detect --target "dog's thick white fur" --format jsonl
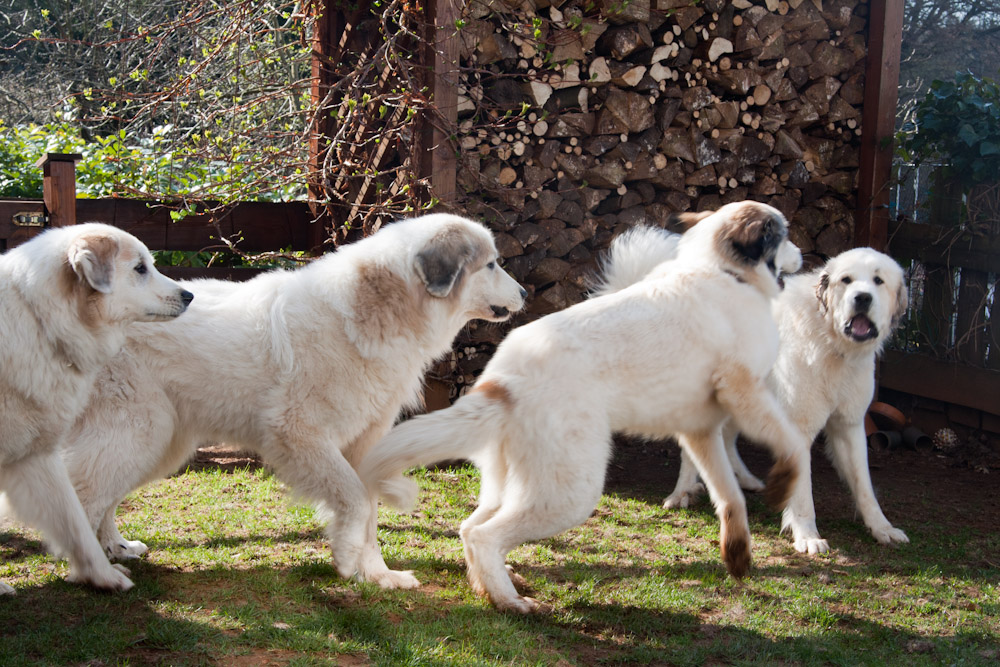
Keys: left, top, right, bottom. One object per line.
{"left": 358, "top": 201, "right": 809, "bottom": 613}
{"left": 0, "top": 223, "right": 192, "bottom": 595}
{"left": 61, "top": 213, "right": 525, "bottom": 590}
{"left": 601, "top": 228, "right": 909, "bottom": 554}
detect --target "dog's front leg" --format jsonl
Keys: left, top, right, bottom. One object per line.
{"left": 325, "top": 420, "right": 420, "bottom": 589}
{"left": 0, "top": 450, "right": 133, "bottom": 592}
{"left": 824, "top": 416, "right": 909, "bottom": 545}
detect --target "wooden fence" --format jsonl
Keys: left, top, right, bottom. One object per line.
{"left": 0, "top": 154, "right": 318, "bottom": 281}
{"left": 883, "top": 164, "right": 1000, "bottom": 431}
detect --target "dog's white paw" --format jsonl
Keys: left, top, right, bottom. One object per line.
{"left": 0, "top": 581, "right": 15, "bottom": 595}
{"left": 106, "top": 539, "right": 148, "bottom": 561}
{"left": 871, "top": 525, "right": 909, "bottom": 545}
{"left": 663, "top": 483, "right": 705, "bottom": 509}
{"left": 793, "top": 537, "right": 830, "bottom": 555}
{"left": 365, "top": 568, "right": 421, "bottom": 590}
{"left": 67, "top": 564, "right": 134, "bottom": 592}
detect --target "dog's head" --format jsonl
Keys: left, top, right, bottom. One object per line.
{"left": 411, "top": 214, "right": 526, "bottom": 323}
{"left": 815, "top": 247, "right": 907, "bottom": 350}
{"left": 348, "top": 214, "right": 527, "bottom": 354}
{"left": 60, "top": 223, "right": 193, "bottom": 326}
{"left": 676, "top": 201, "right": 802, "bottom": 295}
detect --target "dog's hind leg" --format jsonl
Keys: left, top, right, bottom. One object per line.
{"left": 461, "top": 446, "right": 510, "bottom": 593}
{"left": 678, "top": 429, "right": 752, "bottom": 577}
{"left": 0, "top": 450, "right": 133, "bottom": 592}
{"left": 824, "top": 416, "right": 908, "bottom": 546}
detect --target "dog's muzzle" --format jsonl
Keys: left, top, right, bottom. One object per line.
{"left": 490, "top": 305, "right": 510, "bottom": 319}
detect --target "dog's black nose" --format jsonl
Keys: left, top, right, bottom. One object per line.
{"left": 180, "top": 290, "right": 194, "bottom": 305}
{"left": 519, "top": 287, "right": 528, "bottom": 299}
{"left": 854, "top": 292, "right": 872, "bottom": 309}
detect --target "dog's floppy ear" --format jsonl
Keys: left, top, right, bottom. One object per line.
{"left": 891, "top": 281, "right": 909, "bottom": 329}
{"left": 667, "top": 210, "right": 714, "bottom": 231}
{"left": 67, "top": 233, "right": 120, "bottom": 294}
{"left": 815, "top": 271, "right": 831, "bottom": 313}
{"left": 414, "top": 226, "right": 477, "bottom": 298}
{"left": 725, "top": 204, "right": 785, "bottom": 264}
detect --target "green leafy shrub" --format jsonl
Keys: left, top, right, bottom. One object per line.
{"left": 895, "top": 72, "right": 1000, "bottom": 189}
{"left": 0, "top": 120, "right": 307, "bottom": 203}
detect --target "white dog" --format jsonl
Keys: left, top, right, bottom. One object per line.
{"left": 61, "top": 213, "right": 526, "bottom": 590}
{"left": 1, "top": 223, "right": 192, "bottom": 595}
{"left": 358, "top": 201, "right": 808, "bottom": 613}
{"left": 601, "top": 227, "right": 909, "bottom": 553}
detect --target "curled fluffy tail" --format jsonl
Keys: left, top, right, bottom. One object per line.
{"left": 589, "top": 225, "right": 681, "bottom": 298}
{"left": 357, "top": 392, "right": 503, "bottom": 510}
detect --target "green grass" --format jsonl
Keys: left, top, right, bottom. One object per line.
{"left": 2, "top": 464, "right": 998, "bottom": 666}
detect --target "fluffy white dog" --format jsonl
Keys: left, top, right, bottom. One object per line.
{"left": 62, "top": 213, "right": 526, "bottom": 589}
{"left": 601, "top": 226, "right": 909, "bottom": 553}
{"left": 358, "top": 201, "right": 808, "bottom": 612}
{"left": 1, "top": 223, "right": 192, "bottom": 594}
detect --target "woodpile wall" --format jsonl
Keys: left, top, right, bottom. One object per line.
{"left": 430, "top": 0, "right": 870, "bottom": 401}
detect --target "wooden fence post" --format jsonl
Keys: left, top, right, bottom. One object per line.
{"left": 855, "top": 0, "right": 903, "bottom": 251}
{"left": 35, "top": 153, "right": 81, "bottom": 227}
{"left": 427, "top": 0, "right": 461, "bottom": 206}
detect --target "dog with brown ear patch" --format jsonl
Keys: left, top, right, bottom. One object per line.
{"left": 594, "top": 219, "right": 912, "bottom": 555}
{"left": 59, "top": 213, "right": 526, "bottom": 592}
{"left": 359, "top": 201, "right": 810, "bottom": 613}
{"left": 1, "top": 223, "right": 192, "bottom": 595}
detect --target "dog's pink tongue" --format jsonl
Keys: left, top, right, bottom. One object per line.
{"left": 851, "top": 315, "right": 872, "bottom": 337}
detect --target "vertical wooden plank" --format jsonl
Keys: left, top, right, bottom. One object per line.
{"left": 855, "top": 0, "right": 903, "bottom": 251}
{"left": 35, "top": 153, "right": 82, "bottom": 227}
{"left": 989, "top": 286, "right": 1000, "bottom": 370}
{"left": 955, "top": 269, "right": 989, "bottom": 365}
{"left": 307, "top": 0, "right": 342, "bottom": 249}
{"left": 428, "top": 0, "right": 461, "bottom": 205}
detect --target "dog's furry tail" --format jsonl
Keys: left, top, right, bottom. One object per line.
{"left": 589, "top": 225, "right": 681, "bottom": 298}
{"left": 358, "top": 391, "right": 501, "bottom": 510}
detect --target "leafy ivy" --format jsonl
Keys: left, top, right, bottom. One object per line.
{"left": 0, "top": 119, "right": 306, "bottom": 203}
{"left": 895, "top": 72, "right": 1000, "bottom": 189}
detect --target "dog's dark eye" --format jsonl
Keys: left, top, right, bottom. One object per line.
{"left": 841, "top": 276, "right": 852, "bottom": 285}
{"left": 134, "top": 262, "right": 148, "bottom": 276}
{"left": 487, "top": 260, "right": 496, "bottom": 270}
{"left": 873, "top": 276, "right": 884, "bottom": 285}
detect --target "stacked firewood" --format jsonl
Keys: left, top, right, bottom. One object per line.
{"left": 433, "top": 0, "right": 868, "bottom": 400}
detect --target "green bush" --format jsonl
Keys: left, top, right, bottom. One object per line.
{"left": 0, "top": 120, "right": 307, "bottom": 204}
{"left": 895, "top": 72, "right": 1000, "bottom": 189}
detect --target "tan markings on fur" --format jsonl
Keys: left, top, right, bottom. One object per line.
{"left": 892, "top": 281, "right": 909, "bottom": 328}
{"left": 714, "top": 201, "right": 775, "bottom": 264}
{"left": 763, "top": 457, "right": 797, "bottom": 509}
{"left": 669, "top": 210, "right": 714, "bottom": 230}
{"left": 84, "top": 234, "right": 119, "bottom": 271}
{"left": 354, "top": 261, "right": 424, "bottom": 342}
{"left": 713, "top": 362, "right": 758, "bottom": 415}
{"left": 470, "top": 379, "right": 513, "bottom": 407}
{"left": 59, "top": 256, "right": 105, "bottom": 330}
{"left": 720, "top": 507, "right": 751, "bottom": 578}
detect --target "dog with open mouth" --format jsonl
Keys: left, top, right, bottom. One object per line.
{"left": 658, "top": 246, "right": 910, "bottom": 553}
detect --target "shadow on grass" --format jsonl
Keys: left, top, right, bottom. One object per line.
{"left": 4, "top": 550, "right": 999, "bottom": 666}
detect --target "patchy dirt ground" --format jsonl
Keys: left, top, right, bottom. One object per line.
{"left": 605, "top": 434, "right": 1000, "bottom": 538}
